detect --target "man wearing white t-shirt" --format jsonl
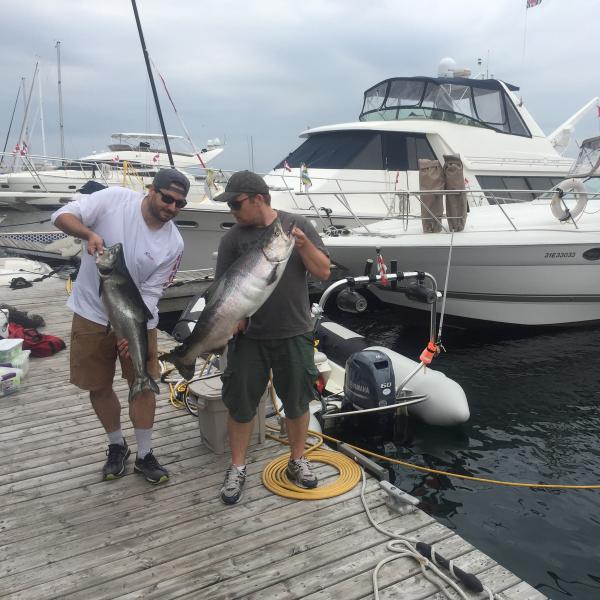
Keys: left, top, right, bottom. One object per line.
{"left": 51, "top": 169, "right": 186, "bottom": 484}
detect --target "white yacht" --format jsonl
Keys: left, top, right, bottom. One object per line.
{"left": 0, "top": 133, "right": 224, "bottom": 208}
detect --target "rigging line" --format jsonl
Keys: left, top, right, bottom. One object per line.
{"left": 0, "top": 82, "right": 22, "bottom": 169}
{"left": 149, "top": 56, "right": 206, "bottom": 168}
{"left": 437, "top": 231, "right": 454, "bottom": 343}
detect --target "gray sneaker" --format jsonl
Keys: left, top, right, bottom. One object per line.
{"left": 220, "top": 465, "right": 247, "bottom": 505}
{"left": 287, "top": 456, "right": 318, "bottom": 488}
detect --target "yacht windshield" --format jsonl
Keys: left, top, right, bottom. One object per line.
{"left": 569, "top": 136, "right": 600, "bottom": 177}
{"left": 274, "top": 130, "right": 436, "bottom": 171}
{"left": 360, "top": 77, "right": 531, "bottom": 137}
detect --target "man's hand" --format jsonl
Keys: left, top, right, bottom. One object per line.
{"left": 233, "top": 319, "right": 247, "bottom": 335}
{"left": 87, "top": 233, "right": 105, "bottom": 257}
{"left": 117, "top": 339, "right": 130, "bottom": 360}
{"left": 291, "top": 226, "right": 308, "bottom": 249}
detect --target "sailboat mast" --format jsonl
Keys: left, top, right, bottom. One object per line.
{"left": 38, "top": 61, "right": 47, "bottom": 157}
{"left": 130, "top": 0, "right": 174, "bottom": 167}
{"left": 56, "top": 41, "right": 65, "bottom": 159}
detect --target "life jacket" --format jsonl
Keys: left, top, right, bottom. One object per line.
{"left": 8, "top": 323, "right": 66, "bottom": 358}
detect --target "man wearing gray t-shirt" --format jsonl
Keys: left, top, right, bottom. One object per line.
{"left": 214, "top": 170, "right": 330, "bottom": 505}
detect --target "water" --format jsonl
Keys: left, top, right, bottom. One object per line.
{"left": 326, "top": 303, "right": 600, "bottom": 599}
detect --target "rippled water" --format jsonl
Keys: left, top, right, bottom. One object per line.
{"left": 328, "top": 303, "right": 600, "bottom": 599}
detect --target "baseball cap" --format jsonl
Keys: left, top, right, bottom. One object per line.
{"left": 213, "top": 170, "right": 269, "bottom": 203}
{"left": 152, "top": 168, "right": 190, "bottom": 197}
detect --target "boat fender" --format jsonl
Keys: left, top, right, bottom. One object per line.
{"left": 416, "top": 542, "right": 484, "bottom": 593}
{"left": 550, "top": 178, "right": 587, "bottom": 222}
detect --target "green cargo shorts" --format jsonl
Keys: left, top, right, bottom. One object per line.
{"left": 221, "top": 332, "right": 319, "bottom": 423}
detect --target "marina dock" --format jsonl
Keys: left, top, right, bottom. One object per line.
{"left": 0, "top": 277, "right": 548, "bottom": 599}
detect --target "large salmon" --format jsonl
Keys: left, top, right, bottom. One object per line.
{"left": 96, "top": 243, "right": 160, "bottom": 402}
{"left": 161, "top": 219, "right": 295, "bottom": 380}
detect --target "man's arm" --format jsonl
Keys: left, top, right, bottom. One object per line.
{"left": 292, "top": 226, "right": 331, "bottom": 280}
{"left": 54, "top": 212, "right": 104, "bottom": 256}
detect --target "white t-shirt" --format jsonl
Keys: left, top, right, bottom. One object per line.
{"left": 51, "top": 187, "right": 183, "bottom": 328}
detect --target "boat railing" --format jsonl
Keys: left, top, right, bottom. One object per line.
{"left": 292, "top": 184, "right": 598, "bottom": 235}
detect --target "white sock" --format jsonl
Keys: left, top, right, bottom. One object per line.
{"left": 232, "top": 464, "right": 246, "bottom": 472}
{"left": 107, "top": 430, "right": 125, "bottom": 446}
{"left": 134, "top": 428, "right": 153, "bottom": 459}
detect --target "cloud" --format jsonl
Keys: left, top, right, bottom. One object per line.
{"left": 1, "top": 0, "right": 598, "bottom": 171}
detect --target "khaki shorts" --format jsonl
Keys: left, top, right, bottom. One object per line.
{"left": 70, "top": 313, "right": 159, "bottom": 391}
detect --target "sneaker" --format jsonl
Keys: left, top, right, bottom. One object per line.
{"left": 134, "top": 450, "right": 169, "bottom": 484}
{"left": 287, "top": 456, "right": 318, "bottom": 489}
{"left": 220, "top": 465, "right": 247, "bottom": 505}
{"left": 102, "top": 440, "right": 131, "bottom": 481}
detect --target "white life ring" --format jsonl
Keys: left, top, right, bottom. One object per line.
{"left": 550, "top": 178, "right": 587, "bottom": 222}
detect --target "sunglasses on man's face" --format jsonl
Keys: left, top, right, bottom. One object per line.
{"left": 227, "top": 194, "right": 254, "bottom": 211}
{"left": 159, "top": 190, "right": 187, "bottom": 209}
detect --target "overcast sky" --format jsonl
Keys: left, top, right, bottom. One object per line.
{"left": 1, "top": 0, "right": 599, "bottom": 173}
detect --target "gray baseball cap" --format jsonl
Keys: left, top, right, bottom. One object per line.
{"left": 152, "top": 168, "right": 190, "bottom": 197}
{"left": 214, "top": 170, "right": 269, "bottom": 203}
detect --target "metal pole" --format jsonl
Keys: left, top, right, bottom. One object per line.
{"left": 0, "top": 83, "right": 22, "bottom": 169}
{"left": 11, "top": 63, "right": 38, "bottom": 170}
{"left": 55, "top": 41, "right": 65, "bottom": 159}
{"left": 130, "top": 0, "right": 174, "bottom": 167}
{"left": 38, "top": 61, "right": 47, "bottom": 157}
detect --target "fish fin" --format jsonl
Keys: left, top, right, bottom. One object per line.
{"left": 128, "top": 375, "right": 160, "bottom": 403}
{"left": 159, "top": 351, "right": 196, "bottom": 381}
{"left": 266, "top": 264, "right": 279, "bottom": 286}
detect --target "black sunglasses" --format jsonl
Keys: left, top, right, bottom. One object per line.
{"left": 159, "top": 191, "right": 187, "bottom": 209}
{"left": 227, "top": 194, "right": 254, "bottom": 211}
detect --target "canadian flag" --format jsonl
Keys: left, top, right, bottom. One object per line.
{"left": 376, "top": 251, "right": 388, "bottom": 285}
{"left": 13, "top": 143, "right": 20, "bottom": 154}
{"left": 20, "top": 142, "right": 28, "bottom": 156}
{"left": 112, "top": 155, "right": 119, "bottom": 163}
{"left": 152, "top": 153, "right": 160, "bottom": 163}
{"left": 283, "top": 160, "right": 292, "bottom": 172}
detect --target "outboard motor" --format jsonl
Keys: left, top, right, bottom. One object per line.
{"left": 344, "top": 350, "right": 395, "bottom": 410}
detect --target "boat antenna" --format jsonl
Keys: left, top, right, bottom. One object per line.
{"left": 130, "top": 0, "right": 174, "bottom": 167}
{"left": 55, "top": 41, "right": 65, "bottom": 160}
{"left": 11, "top": 62, "right": 38, "bottom": 171}
{"left": 0, "top": 82, "right": 22, "bottom": 170}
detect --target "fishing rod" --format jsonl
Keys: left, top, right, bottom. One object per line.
{"left": 130, "top": 0, "right": 174, "bottom": 167}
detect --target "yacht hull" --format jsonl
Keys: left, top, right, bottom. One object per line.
{"left": 325, "top": 237, "right": 600, "bottom": 326}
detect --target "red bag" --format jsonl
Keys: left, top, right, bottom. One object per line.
{"left": 8, "top": 323, "right": 66, "bottom": 358}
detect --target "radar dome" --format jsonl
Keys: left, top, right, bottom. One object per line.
{"left": 438, "top": 57, "right": 457, "bottom": 77}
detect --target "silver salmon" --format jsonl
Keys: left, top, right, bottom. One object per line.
{"left": 161, "top": 218, "right": 295, "bottom": 380}
{"left": 96, "top": 243, "right": 160, "bottom": 402}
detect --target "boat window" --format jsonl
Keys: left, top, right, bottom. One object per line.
{"left": 477, "top": 175, "right": 565, "bottom": 203}
{"left": 274, "top": 131, "right": 382, "bottom": 170}
{"left": 405, "top": 135, "right": 436, "bottom": 170}
{"left": 275, "top": 131, "right": 436, "bottom": 171}
{"left": 360, "top": 77, "right": 531, "bottom": 138}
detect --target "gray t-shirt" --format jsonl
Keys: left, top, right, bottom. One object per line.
{"left": 215, "top": 210, "right": 329, "bottom": 340}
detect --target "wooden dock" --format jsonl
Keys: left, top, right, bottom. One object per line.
{"left": 0, "top": 277, "right": 548, "bottom": 599}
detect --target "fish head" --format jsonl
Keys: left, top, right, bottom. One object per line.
{"left": 96, "top": 243, "right": 126, "bottom": 278}
{"left": 261, "top": 219, "right": 295, "bottom": 263}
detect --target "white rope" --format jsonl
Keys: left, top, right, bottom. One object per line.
{"left": 359, "top": 470, "right": 472, "bottom": 600}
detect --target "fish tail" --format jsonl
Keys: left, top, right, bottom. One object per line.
{"left": 128, "top": 375, "right": 160, "bottom": 403}
{"left": 159, "top": 351, "right": 196, "bottom": 382}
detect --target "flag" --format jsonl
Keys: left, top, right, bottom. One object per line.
{"left": 152, "top": 153, "right": 160, "bottom": 163}
{"left": 283, "top": 159, "right": 292, "bottom": 172}
{"left": 376, "top": 251, "right": 388, "bottom": 285}
{"left": 112, "top": 155, "right": 119, "bottom": 164}
{"left": 300, "top": 163, "right": 312, "bottom": 189}
{"left": 20, "top": 142, "right": 28, "bottom": 156}
{"left": 526, "top": 0, "right": 541, "bottom": 7}
{"left": 13, "top": 143, "right": 20, "bottom": 154}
